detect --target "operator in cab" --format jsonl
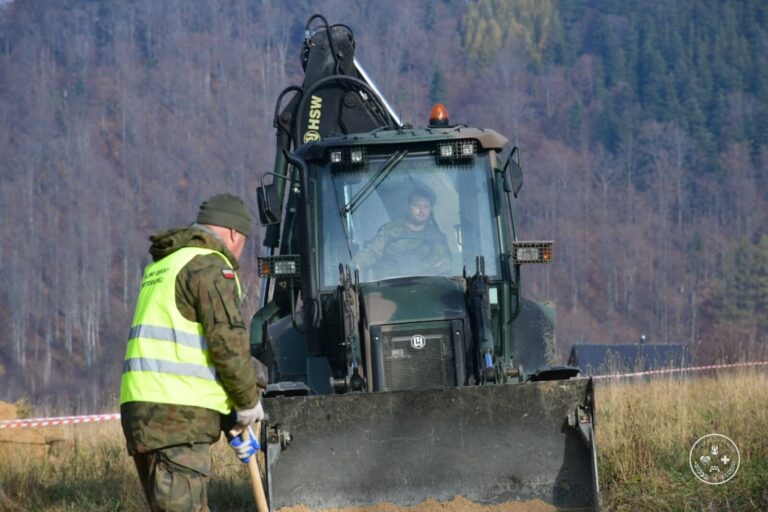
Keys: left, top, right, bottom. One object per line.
{"left": 355, "top": 183, "right": 451, "bottom": 278}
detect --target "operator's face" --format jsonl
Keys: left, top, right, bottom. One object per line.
{"left": 408, "top": 197, "right": 431, "bottom": 226}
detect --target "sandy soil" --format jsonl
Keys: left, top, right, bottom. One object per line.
{"left": 0, "top": 400, "right": 64, "bottom": 460}
{"left": 278, "top": 496, "right": 568, "bottom": 512}
{"left": 0, "top": 401, "right": 17, "bottom": 421}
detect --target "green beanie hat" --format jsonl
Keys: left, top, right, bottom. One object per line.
{"left": 196, "top": 193, "right": 252, "bottom": 235}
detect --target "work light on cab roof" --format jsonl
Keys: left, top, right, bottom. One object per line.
{"left": 328, "top": 146, "right": 367, "bottom": 169}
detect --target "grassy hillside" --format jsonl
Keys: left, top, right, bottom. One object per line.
{"left": 1, "top": 369, "right": 766, "bottom": 511}
{"left": 1, "top": 0, "right": 767, "bottom": 406}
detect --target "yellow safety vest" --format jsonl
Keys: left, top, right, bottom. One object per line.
{"left": 119, "top": 247, "right": 241, "bottom": 414}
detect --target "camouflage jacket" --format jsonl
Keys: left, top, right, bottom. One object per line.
{"left": 121, "top": 225, "right": 265, "bottom": 455}
{"left": 355, "top": 219, "right": 451, "bottom": 278}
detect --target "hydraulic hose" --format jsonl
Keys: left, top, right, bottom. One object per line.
{"left": 283, "top": 150, "right": 321, "bottom": 355}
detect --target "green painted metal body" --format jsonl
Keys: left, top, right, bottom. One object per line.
{"left": 263, "top": 379, "right": 597, "bottom": 510}
{"left": 257, "top": 127, "right": 558, "bottom": 384}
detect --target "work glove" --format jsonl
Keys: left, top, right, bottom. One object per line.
{"left": 235, "top": 401, "right": 265, "bottom": 427}
{"left": 229, "top": 426, "right": 261, "bottom": 463}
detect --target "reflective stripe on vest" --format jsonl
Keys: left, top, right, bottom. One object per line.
{"left": 119, "top": 247, "right": 241, "bottom": 414}
{"left": 127, "top": 325, "right": 208, "bottom": 351}
{"left": 124, "top": 357, "right": 217, "bottom": 381}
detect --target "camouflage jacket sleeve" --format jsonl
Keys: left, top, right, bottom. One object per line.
{"left": 177, "top": 254, "right": 259, "bottom": 410}
{"left": 356, "top": 221, "right": 452, "bottom": 273}
{"left": 355, "top": 222, "right": 398, "bottom": 268}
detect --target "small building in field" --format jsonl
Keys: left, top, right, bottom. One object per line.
{"left": 567, "top": 342, "right": 688, "bottom": 376}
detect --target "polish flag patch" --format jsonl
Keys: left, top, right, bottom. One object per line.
{"left": 222, "top": 269, "right": 236, "bottom": 279}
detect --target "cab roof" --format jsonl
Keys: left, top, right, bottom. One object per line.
{"left": 297, "top": 125, "right": 508, "bottom": 160}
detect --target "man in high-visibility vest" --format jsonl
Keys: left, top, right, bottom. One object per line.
{"left": 120, "top": 193, "right": 266, "bottom": 512}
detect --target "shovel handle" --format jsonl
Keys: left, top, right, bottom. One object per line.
{"left": 230, "top": 423, "right": 269, "bottom": 512}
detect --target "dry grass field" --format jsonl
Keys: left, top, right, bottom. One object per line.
{"left": 596, "top": 367, "right": 768, "bottom": 511}
{"left": 1, "top": 368, "right": 766, "bottom": 511}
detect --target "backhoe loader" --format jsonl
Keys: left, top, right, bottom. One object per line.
{"left": 250, "top": 15, "right": 599, "bottom": 511}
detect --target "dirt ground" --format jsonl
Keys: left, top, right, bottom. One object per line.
{"left": 278, "top": 496, "right": 565, "bottom": 512}
{"left": 0, "top": 400, "right": 66, "bottom": 460}
{"left": 0, "top": 401, "right": 17, "bottom": 420}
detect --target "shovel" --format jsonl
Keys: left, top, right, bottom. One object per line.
{"left": 231, "top": 422, "right": 269, "bottom": 512}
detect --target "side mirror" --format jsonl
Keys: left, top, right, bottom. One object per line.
{"left": 257, "top": 184, "right": 281, "bottom": 225}
{"left": 503, "top": 147, "right": 524, "bottom": 198}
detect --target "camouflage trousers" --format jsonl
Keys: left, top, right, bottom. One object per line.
{"left": 133, "top": 443, "right": 212, "bottom": 512}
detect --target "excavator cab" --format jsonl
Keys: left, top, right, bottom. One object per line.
{"left": 322, "top": 144, "right": 499, "bottom": 284}
{"left": 250, "top": 15, "right": 599, "bottom": 512}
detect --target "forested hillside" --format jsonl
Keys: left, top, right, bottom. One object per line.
{"left": 0, "top": 0, "right": 766, "bottom": 407}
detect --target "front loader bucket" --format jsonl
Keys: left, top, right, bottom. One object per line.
{"left": 262, "top": 378, "right": 598, "bottom": 511}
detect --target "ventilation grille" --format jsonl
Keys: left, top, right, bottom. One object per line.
{"left": 378, "top": 322, "right": 455, "bottom": 390}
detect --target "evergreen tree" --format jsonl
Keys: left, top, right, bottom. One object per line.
{"left": 709, "top": 237, "right": 768, "bottom": 344}
{"left": 755, "top": 236, "right": 768, "bottom": 334}
{"left": 428, "top": 67, "right": 448, "bottom": 105}
{"left": 461, "top": 0, "right": 561, "bottom": 69}
{"left": 567, "top": 99, "right": 583, "bottom": 149}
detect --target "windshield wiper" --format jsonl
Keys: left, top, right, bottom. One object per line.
{"left": 331, "top": 175, "right": 355, "bottom": 259}
{"left": 340, "top": 150, "right": 407, "bottom": 216}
